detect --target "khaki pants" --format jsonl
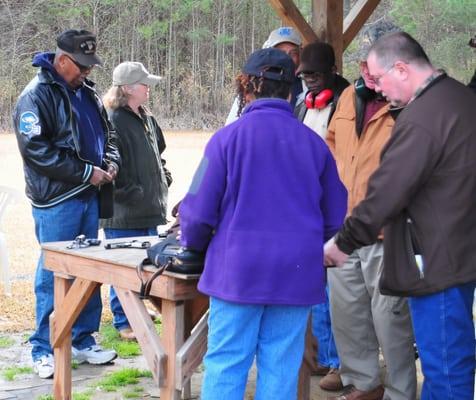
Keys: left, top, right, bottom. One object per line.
{"left": 328, "top": 242, "right": 417, "bottom": 400}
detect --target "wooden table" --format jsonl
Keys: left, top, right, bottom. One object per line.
{"left": 42, "top": 236, "right": 209, "bottom": 400}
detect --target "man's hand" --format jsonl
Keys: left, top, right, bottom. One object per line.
{"left": 89, "top": 166, "right": 113, "bottom": 186}
{"left": 107, "top": 164, "right": 118, "bottom": 180}
{"left": 324, "top": 239, "right": 349, "bottom": 267}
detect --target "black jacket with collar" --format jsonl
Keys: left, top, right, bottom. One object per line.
{"left": 100, "top": 106, "right": 170, "bottom": 229}
{"left": 294, "top": 74, "right": 350, "bottom": 123}
{"left": 13, "top": 58, "right": 120, "bottom": 209}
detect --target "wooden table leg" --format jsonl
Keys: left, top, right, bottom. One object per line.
{"left": 50, "top": 276, "right": 99, "bottom": 400}
{"left": 52, "top": 276, "right": 72, "bottom": 400}
{"left": 161, "top": 299, "right": 185, "bottom": 400}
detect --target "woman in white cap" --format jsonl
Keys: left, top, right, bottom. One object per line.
{"left": 102, "top": 62, "right": 172, "bottom": 340}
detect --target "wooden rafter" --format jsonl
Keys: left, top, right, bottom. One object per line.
{"left": 343, "top": 0, "right": 381, "bottom": 49}
{"left": 268, "top": 0, "right": 382, "bottom": 72}
{"left": 268, "top": 0, "right": 318, "bottom": 45}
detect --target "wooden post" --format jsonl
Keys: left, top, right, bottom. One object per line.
{"left": 312, "top": 0, "right": 344, "bottom": 72}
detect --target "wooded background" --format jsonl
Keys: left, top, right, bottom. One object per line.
{"left": 0, "top": 0, "right": 474, "bottom": 130}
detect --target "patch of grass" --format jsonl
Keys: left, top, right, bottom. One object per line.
{"left": 0, "top": 336, "right": 15, "bottom": 348}
{"left": 72, "top": 391, "right": 93, "bottom": 400}
{"left": 2, "top": 365, "right": 33, "bottom": 381}
{"left": 123, "top": 385, "right": 145, "bottom": 398}
{"left": 37, "top": 392, "right": 92, "bottom": 400}
{"left": 71, "top": 360, "right": 79, "bottom": 370}
{"left": 95, "top": 368, "right": 152, "bottom": 392}
{"left": 99, "top": 324, "right": 141, "bottom": 358}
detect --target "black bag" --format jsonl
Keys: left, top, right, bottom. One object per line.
{"left": 146, "top": 235, "right": 205, "bottom": 274}
{"left": 137, "top": 232, "right": 205, "bottom": 299}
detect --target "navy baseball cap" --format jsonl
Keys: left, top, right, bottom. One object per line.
{"left": 242, "top": 48, "right": 295, "bottom": 83}
{"left": 56, "top": 29, "right": 102, "bottom": 67}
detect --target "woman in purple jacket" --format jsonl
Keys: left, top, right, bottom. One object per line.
{"left": 179, "top": 48, "right": 347, "bottom": 400}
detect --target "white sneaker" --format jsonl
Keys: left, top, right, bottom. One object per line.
{"left": 34, "top": 354, "right": 54, "bottom": 379}
{"left": 72, "top": 345, "right": 117, "bottom": 365}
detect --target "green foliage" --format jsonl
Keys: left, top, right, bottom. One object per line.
{"left": 2, "top": 365, "right": 33, "bottom": 381}
{"left": 95, "top": 368, "right": 152, "bottom": 392}
{"left": 0, "top": 336, "right": 15, "bottom": 348}
{"left": 390, "top": 0, "right": 475, "bottom": 82}
{"left": 99, "top": 324, "right": 141, "bottom": 358}
{"left": 123, "top": 385, "right": 145, "bottom": 398}
{"left": 37, "top": 391, "right": 92, "bottom": 400}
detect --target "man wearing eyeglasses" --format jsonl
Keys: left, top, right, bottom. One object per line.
{"left": 13, "top": 29, "right": 121, "bottom": 379}
{"left": 324, "top": 49, "right": 416, "bottom": 400}
{"left": 325, "top": 31, "right": 476, "bottom": 399}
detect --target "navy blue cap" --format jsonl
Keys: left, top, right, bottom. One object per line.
{"left": 56, "top": 29, "right": 102, "bottom": 67}
{"left": 242, "top": 48, "right": 295, "bottom": 83}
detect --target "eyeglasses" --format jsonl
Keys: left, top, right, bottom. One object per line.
{"left": 64, "top": 55, "right": 93, "bottom": 73}
{"left": 371, "top": 64, "right": 395, "bottom": 86}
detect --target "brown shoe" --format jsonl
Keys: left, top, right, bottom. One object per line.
{"left": 119, "top": 327, "right": 136, "bottom": 341}
{"left": 311, "top": 363, "right": 331, "bottom": 376}
{"left": 327, "top": 385, "right": 384, "bottom": 400}
{"left": 319, "top": 368, "right": 344, "bottom": 391}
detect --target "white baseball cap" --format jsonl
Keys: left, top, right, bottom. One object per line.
{"left": 262, "top": 27, "right": 302, "bottom": 49}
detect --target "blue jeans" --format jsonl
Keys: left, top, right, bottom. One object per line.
{"left": 312, "top": 284, "right": 340, "bottom": 368}
{"left": 30, "top": 193, "right": 101, "bottom": 361}
{"left": 103, "top": 227, "right": 157, "bottom": 331}
{"left": 409, "top": 282, "right": 475, "bottom": 400}
{"left": 201, "top": 297, "right": 311, "bottom": 400}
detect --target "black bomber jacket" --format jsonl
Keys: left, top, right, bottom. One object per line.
{"left": 13, "top": 61, "right": 120, "bottom": 208}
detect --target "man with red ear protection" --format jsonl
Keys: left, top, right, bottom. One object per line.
{"left": 293, "top": 41, "right": 350, "bottom": 393}
{"left": 294, "top": 42, "right": 349, "bottom": 140}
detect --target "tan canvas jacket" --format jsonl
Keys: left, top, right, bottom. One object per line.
{"left": 326, "top": 85, "right": 393, "bottom": 215}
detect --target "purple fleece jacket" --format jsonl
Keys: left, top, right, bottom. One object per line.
{"left": 179, "top": 98, "right": 347, "bottom": 305}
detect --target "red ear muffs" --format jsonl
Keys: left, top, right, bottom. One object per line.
{"left": 305, "top": 89, "right": 334, "bottom": 109}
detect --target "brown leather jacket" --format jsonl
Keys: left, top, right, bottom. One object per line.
{"left": 336, "top": 75, "right": 476, "bottom": 296}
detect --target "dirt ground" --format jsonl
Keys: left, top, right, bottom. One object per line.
{"left": 0, "top": 132, "right": 426, "bottom": 399}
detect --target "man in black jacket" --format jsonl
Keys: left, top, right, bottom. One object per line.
{"left": 13, "top": 29, "right": 120, "bottom": 379}
{"left": 325, "top": 31, "right": 476, "bottom": 400}
{"left": 294, "top": 41, "right": 349, "bottom": 393}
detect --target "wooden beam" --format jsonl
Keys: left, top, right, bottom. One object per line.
{"left": 268, "top": 0, "right": 318, "bottom": 45}
{"left": 115, "top": 288, "right": 167, "bottom": 387}
{"left": 343, "top": 0, "right": 381, "bottom": 50}
{"left": 175, "top": 310, "right": 209, "bottom": 390}
{"left": 50, "top": 278, "right": 99, "bottom": 348}
{"left": 312, "top": 0, "right": 344, "bottom": 72}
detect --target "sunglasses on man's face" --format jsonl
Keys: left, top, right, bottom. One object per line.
{"left": 65, "top": 55, "right": 93, "bottom": 73}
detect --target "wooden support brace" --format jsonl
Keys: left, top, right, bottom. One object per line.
{"left": 343, "top": 0, "right": 381, "bottom": 49}
{"left": 268, "top": 0, "right": 318, "bottom": 45}
{"left": 115, "top": 288, "right": 167, "bottom": 387}
{"left": 175, "top": 310, "right": 209, "bottom": 390}
{"left": 50, "top": 277, "right": 99, "bottom": 348}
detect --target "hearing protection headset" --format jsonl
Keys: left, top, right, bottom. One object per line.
{"left": 354, "top": 77, "right": 375, "bottom": 100}
{"left": 305, "top": 88, "right": 334, "bottom": 109}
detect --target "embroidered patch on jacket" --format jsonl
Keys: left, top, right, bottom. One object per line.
{"left": 19, "top": 111, "right": 41, "bottom": 136}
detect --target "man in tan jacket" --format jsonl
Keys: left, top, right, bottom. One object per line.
{"left": 325, "top": 59, "right": 416, "bottom": 400}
